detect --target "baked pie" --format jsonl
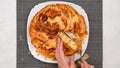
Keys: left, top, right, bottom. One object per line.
{"left": 29, "top": 4, "right": 88, "bottom": 59}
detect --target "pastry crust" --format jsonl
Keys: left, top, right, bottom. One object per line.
{"left": 29, "top": 4, "right": 88, "bottom": 59}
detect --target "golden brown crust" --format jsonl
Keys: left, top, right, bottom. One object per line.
{"left": 29, "top": 4, "right": 88, "bottom": 59}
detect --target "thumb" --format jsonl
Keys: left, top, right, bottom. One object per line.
{"left": 59, "top": 39, "right": 63, "bottom": 51}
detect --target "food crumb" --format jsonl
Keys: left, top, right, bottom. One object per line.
{"left": 19, "top": 35, "right": 23, "bottom": 41}
{"left": 33, "top": 61, "right": 35, "bottom": 62}
{"left": 20, "top": 57, "right": 24, "bottom": 61}
{"left": 28, "top": 51, "right": 31, "bottom": 55}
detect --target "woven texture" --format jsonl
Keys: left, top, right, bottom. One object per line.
{"left": 17, "top": 0, "right": 102, "bottom": 68}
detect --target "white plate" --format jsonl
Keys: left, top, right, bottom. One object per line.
{"left": 27, "top": 1, "right": 89, "bottom": 63}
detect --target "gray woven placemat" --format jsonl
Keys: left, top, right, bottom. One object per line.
{"left": 17, "top": 0, "right": 102, "bottom": 68}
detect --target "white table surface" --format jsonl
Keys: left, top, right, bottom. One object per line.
{"left": 0, "top": 0, "right": 120, "bottom": 68}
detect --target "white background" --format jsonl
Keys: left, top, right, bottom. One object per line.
{"left": 0, "top": 0, "right": 120, "bottom": 68}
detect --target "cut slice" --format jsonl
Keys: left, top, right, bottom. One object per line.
{"left": 57, "top": 32, "right": 78, "bottom": 50}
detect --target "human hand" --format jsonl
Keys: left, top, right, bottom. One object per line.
{"left": 55, "top": 38, "right": 95, "bottom": 68}
{"left": 55, "top": 38, "right": 75, "bottom": 68}
{"left": 80, "top": 60, "right": 95, "bottom": 68}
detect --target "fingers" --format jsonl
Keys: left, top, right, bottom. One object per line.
{"left": 81, "top": 63, "right": 84, "bottom": 68}
{"left": 56, "top": 38, "right": 63, "bottom": 51}
{"left": 81, "top": 60, "right": 95, "bottom": 68}
{"left": 69, "top": 55, "right": 75, "bottom": 68}
{"left": 59, "top": 38, "right": 63, "bottom": 51}
{"left": 56, "top": 38, "right": 70, "bottom": 68}
{"left": 69, "top": 55, "right": 75, "bottom": 65}
{"left": 56, "top": 38, "right": 59, "bottom": 58}
{"left": 82, "top": 60, "right": 90, "bottom": 68}
{"left": 90, "top": 65, "right": 95, "bottom": 68}
{"left": 57, "top": 38, "right": 61, "bottom": 50}
{"left": 56, "top": 38, "right": 65, "bottom": 60}
{"left": 56, "top": 38, "right": 63, "bottom": 54}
